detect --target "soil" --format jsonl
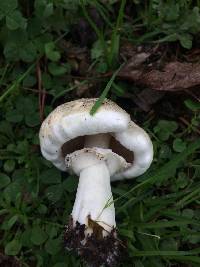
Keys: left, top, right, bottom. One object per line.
{"left": 0, "top": 252, "right": 21, "bottom": 267}
{"left": 64, "top": 216, "right": 125, "bottom": 267}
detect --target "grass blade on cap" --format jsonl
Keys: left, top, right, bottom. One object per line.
{"left": 90, "top": 64, "right": 124, "bottom": 115}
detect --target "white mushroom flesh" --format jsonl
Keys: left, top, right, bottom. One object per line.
{"left": 84, "top": 133, "right": 111, "bottom": 148}
{"left": 65, "top": 146, "right": 129, "bottom": 236}
{"left": 72, "top": 160, "right": 115, "bottom": 234}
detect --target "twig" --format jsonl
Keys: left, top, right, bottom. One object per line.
{"left": 22, "top": 87, "right": 50, "bottom": 94}
{"left": 179, "top": 117, "right": 200, "bottom": 135}
{"left": 184, "top": 89, "right": 200, "bottom": 103}
{"left": 36, "top": 60, "right": 46, "bottom": 122}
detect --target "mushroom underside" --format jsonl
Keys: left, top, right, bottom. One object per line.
{"left": 61, "top": 134, "right": 134, "bottom": 164}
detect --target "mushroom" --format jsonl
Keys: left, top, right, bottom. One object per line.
{"left": 39, "top": 98, "right": 153, "bottom": 267}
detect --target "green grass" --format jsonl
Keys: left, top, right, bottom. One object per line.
{"left": 0, "top": 1, "right": 200, "bottom": 267}
{"left": 90, "top": 64, "right": 124, "bottom": 115}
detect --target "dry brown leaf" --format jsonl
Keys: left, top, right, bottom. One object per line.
{"left": 119, "top": 61, "right": 200, "bottom": 91}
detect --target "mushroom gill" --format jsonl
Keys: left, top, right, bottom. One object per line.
{"left": 61, "top": 134, "right": 134, "bottom": 164}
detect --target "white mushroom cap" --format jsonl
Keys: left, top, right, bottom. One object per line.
{"left": 39, "top": 98, "right": 130, "bottom": 171}
{"left": 112, "top": 121, "right": 153, "bottom": 181}
{"left": 39, "top": 98, "right": 153, "bottom": 180}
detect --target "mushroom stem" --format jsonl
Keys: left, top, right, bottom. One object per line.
{"left": 72, "top": 160, "right": 115, "bottom": 234}
{"left": 64, "top": 158, "right": 121, "bottom": 266}
{"left": 84, "top": 133, "right": 110, "bottom": 148}
{"left": 64, "top": 135, "right": 122, "bottom": 266}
